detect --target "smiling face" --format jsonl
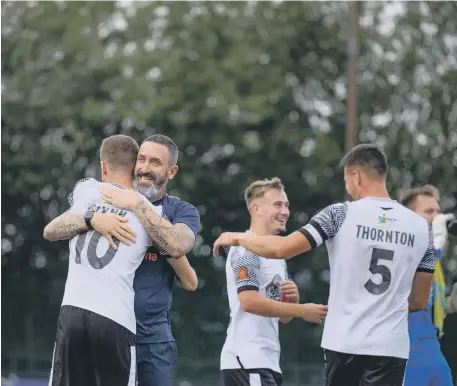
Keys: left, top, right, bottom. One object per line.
{"left": 133, "top": 141, "right": 178, "bottom": 200}
{"left": 251, "top": 188, "right": 290, "bottom": 234}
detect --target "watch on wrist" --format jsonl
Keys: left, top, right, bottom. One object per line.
{"left": 84, "top": 210, "right": 95, "bottom": 229}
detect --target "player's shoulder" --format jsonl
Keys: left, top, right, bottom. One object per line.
{"left": 165, "top": 195, "right": 197, "bottom": 209}
{"left": 346, "top": 199, "right": 372, "bottom": 209}
{"left": 327, "top": 201, "right": 349, "bottom": 211}
{"left": 68, "top": 178, "right": 100, "bottom": 205}
{"left": 315, "top": 201, "right": 349, "bottom": 219}
{"left": 162, "top": 195, "right": 199, "bottom": 215}
{"left": 74, "top": 177, "right": 100, "bottom": 189}
{"left": 228, "top": 244, "right": 259, "bottom": 263}
{"left": 228, "top": 245, "right": 243, "bottom": 260}
{"left": 400, "top": 205, "right": 429, "bottom": 232}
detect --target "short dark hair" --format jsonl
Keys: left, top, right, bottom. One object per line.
{"left": 142, "top": 134, "right": 179, "bottom": 165}
{"left": 339, "top": 144, "right": 388, "bottom": 178}
{"left": 399, "top": 184, "right": 440, "bottom": 209}
{"left": 100, "top": 135, "right": 139, "bottom": 170}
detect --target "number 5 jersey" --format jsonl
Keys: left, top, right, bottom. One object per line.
{"left": 61, "top": 178, "right": 158, "bottom": 334}
{"left": 298, "top": 197, "right": 435, "bottom": 359}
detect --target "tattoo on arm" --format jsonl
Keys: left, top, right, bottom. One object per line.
{"left": 43, "top": 211, "right": 88, "bottom": 241}
{"left": 134, "top": 200, "right": 196, "bottom": 258}
{"left": 171, "top": 223, "right": 196, "bottom": 257}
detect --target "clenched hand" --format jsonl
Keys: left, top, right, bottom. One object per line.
{"left": 280, "top": 280, "right": 299, "bottom": 303}
{"left": 297, "top": 303, "right": 328, "bottom": 324}
{"left": 213, "top": 232, "right": 243, "bottom": 256}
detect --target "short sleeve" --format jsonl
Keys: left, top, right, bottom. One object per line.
{"left": 298, "top": 202, "right": 348, "bottom": 248}
{"left": 230, "top": 248, "right": 260, "bottom": 293}
{"left": 417, "top": 225, "right": 436, "bottom": 273}
{"left": 173, "top": 201, "right": 200, "bottom": 237}
{"left": 67, "top": 178, "right": 99, "bottom": 214}
{"left": 285, "top": 264, "right": 290, "bottom": 281}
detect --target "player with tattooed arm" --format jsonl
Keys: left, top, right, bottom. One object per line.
{"left": 44, "top": 135, "right": 157, "bottom": 386}
{"left": 44, "top": 135, "right": 200, "bottom": 386}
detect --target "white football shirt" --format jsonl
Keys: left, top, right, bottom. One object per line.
{"left": 61, "top": 178, "right": 159, "bottom": 333}
{"left": 299, "top": 197, "right": 435, "bottom": 359}
{"left": 221, "top": 232, "right": 289, "bottom": 373}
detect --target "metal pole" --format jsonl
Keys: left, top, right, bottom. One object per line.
{"left": 346, "top": 1, "right": 361, "bottom": 153}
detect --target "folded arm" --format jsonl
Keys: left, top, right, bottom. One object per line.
{"left": 278, "top": 280, "right": 300, "bottom": 323}
{"left": 231, "top": 249, "right": 325, "bottom": 323}
{"left": 239, "top": 290, "right": 301, "bottom": 318}
{"left": 238, "top": 290, "right": 325, "bottom": 323}
{"left": 167, "top": 256, "right": 198, "bottom": 291}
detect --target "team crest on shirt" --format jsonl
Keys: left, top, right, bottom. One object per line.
{"left": 377, "top": 212, "right": 397, "bottom": 225}
{"left": 266, "top": 274, "right": 283, "bottom": 301}
{"left": 237, "top": 266, "right": 249, "bottom": 280}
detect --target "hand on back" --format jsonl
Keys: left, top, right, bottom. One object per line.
{"left": 91, "top": 213, "right": 137, "bottom": 250}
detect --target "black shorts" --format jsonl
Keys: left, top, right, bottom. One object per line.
{"left": 324, "top": 349, "right": 407, "bottom": 386}
{"left": 49, "top": 305, "right": 136, "bottom": 386}
{"left": 222, "top": 368, "right": 283, "bottom": 386}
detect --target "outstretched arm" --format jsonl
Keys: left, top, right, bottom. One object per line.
{"left": 43, "top": 211, "right": 88, "bottom": 241}
{"left": 213, "top": 231, "right": 311, "bottom": 260}
{"left": 213, "top": 203, "right": 348, "bottom": 259}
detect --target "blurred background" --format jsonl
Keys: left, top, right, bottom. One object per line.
{"left": 2, "top": 1, "right": 457, "bottom": 385}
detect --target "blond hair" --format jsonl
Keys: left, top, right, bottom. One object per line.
{"left": 399, "top": 184, "right": 440, "bottom": 209}
{"left": 244, "top": 177, "right": 285, "bottom": 208}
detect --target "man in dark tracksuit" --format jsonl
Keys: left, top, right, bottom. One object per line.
{"left": 134, "top": 194, "right": 199, "bottom": 386}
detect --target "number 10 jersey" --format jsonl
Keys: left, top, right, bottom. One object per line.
{"left": 61, "top": 178, "right": 156, "bottom": 334}
{"left": 299, "top": 197, "right": 435, "bottom": 359}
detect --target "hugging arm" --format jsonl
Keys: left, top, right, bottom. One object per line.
{"left": 43, "top": 211, "right": 88, "bottom": 241}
